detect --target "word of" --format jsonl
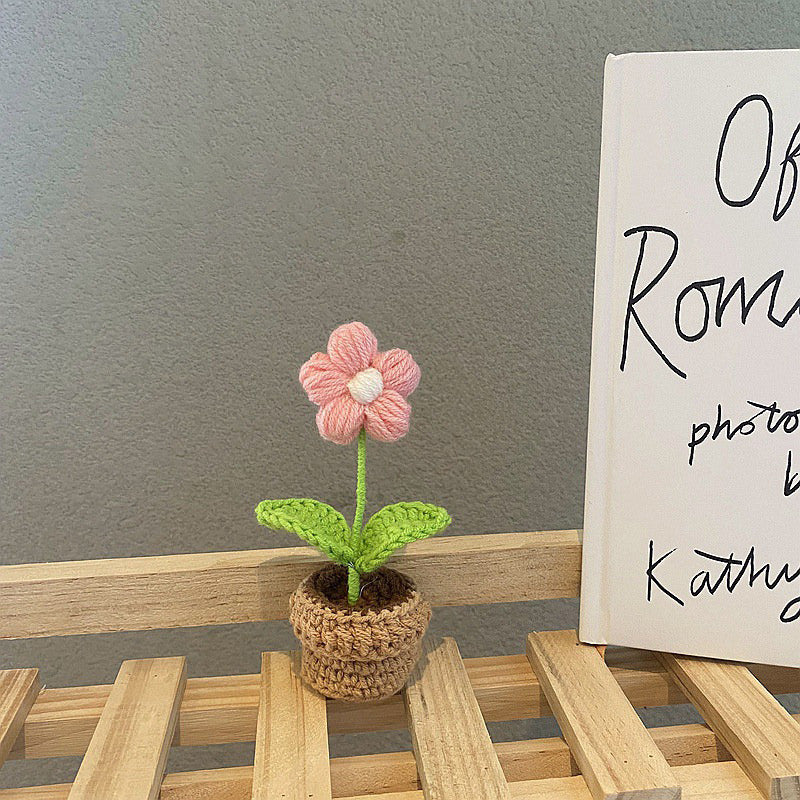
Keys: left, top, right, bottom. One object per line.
{"left": 716, "top": 94, "right": 800, "bottom": 222}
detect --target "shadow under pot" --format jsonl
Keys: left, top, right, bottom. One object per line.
{"left": 288, "top": 564, "right": 431, "bottom": 702}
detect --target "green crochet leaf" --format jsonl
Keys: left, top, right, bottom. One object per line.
{"left": 354, "top": 501, "right": 452, "bottom": 574}
{"left": 255, "top": 498, "right": 354, "bottom": 566}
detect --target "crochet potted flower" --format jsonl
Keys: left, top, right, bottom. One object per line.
{"left": 255, "top": 321, "right": 451, "bottom": 702}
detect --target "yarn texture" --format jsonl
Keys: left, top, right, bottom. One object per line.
{"left": 255, "top": 322, "right": 451, "bottom": 701}
{"left": 258, "top": 324, "right": 450, "bottom": 605}
{"left": 299, "top": 321, "right": 421, "bottom": 444}
{"left": 255, "top": 321, "right": 450, "bottom": 700}
{"left": 355, "top": 501, "right": 452, "bottom": 574}
{"left": 289, "top": 564, "right": 431, "bottom": 701}
{"left": 255, "top": 494, "right": 450, "bottom": 602}
{"left": 255, "top": 497, "right": 355, "bottom": 565}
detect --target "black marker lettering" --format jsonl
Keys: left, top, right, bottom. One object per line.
{"left": 621, "top": 226, "right": 686, "bottom": 379}
{"left": 774, "top": 121, "right": 800, "bottom": 221}
{"left": 716, "top": 94, "right": 773, "bottom": 207}
{"left": 646, "top": 540, "right": 684, "bottom": 606}
{"left": 785, "top": 451, "right": 800, "bottom": 497}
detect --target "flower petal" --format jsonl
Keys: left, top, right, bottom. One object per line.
{"left": 299, "top": 352, "right": 349, "bottom": 406}
{"left": 372, "top": 348, "right": 420, "bottom": 397}
{"left": 363, "top": 389, "right": 411, "bottom": 442}
{"left": 316, "top": 395, "right": 365, "bottom": 444}
{"left": 327, "top": 321, "right": 378, "bottom": 375}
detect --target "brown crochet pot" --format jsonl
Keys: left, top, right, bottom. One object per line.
{"left": 289, "top": 564, "right": 431, "bottom": 702}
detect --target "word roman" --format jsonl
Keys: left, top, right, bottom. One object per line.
{"left": 620, "top": 226, "right": 800, "bottom": 379}
{"left": 647, "top": 540, "right": 800, "bottom": 622}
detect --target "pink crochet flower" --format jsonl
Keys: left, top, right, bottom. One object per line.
{"left": 299, "top": 322, "right": 421, "bottom": 445}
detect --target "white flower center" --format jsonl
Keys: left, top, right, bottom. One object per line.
{"left": 347, "top": 367, "right": 383, "bottom": 404}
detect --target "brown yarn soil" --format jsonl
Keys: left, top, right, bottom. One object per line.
{"left": 289, "top": 564, "right": 431, "bottom": 702}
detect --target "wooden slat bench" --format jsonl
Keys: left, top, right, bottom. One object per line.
{"left": 1, "top": 529, "right": 800, "bottom": 799}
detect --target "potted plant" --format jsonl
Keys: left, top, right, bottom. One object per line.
{"left": 255, "top": 321, "right": 451, "bottom": 701}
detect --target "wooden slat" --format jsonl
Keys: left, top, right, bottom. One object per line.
{"left": 156, "top": 723, "right": 728, "bottom": 798}
{"left": 9, "top": 647, "right": 800, "bottom": 763}
{"left": 0, "top": 720, "right": 734, "bottom": 800}
{"left": 158, "top": 763, "right": 755, "bottom": 800}
{"left": 527, "top": 630, "right": 680, "bottom": 800}
{"left": 405, "top": 637, "right": 510, "bottom": 800}
{"left": 252, "top": 651, "right": 331, "bottom": 800}
{"left": 0, "top": 530, "right": 580, "bottom": 638}
{"left": 0, "top": 669, "right": 40, "bottom": 765}
{"left": 0, "top": 761, "right": 764, "bottom": 800}
{"left": 67, "top": 657, "right": 186, "bottom": 800}
{"left": 659, "top": 652, "right": 800, "bottom": 800}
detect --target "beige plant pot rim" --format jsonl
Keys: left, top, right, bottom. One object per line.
{"left": 295, "top": 564, "right": 423, "bottom": 618}
{"left": 289, "top": 564, "right": 432, "bottom": 663}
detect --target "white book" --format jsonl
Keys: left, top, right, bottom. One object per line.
{"left": 580, "top": 50, "right": 800, "bottom": 667}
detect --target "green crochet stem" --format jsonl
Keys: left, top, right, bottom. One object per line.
{"left": 348, "top": 428, "right": 367, "bottom": 604}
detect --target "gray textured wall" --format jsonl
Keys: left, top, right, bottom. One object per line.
{"left": 3, "top": 0, "right": 799, "bottom": 788}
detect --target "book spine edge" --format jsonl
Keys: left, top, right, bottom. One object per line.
{"left": 579, "top": 53, "right": 624, "bottom": 645}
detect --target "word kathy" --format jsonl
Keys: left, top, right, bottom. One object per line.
{"left": 647, "top": 541, "right": 800, "bottom": 622}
